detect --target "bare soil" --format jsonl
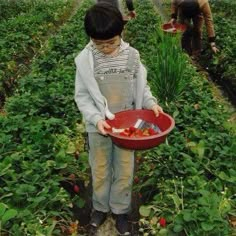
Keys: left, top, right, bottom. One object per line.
{"left": 61, "top": 176, "right": 141, "bottom": 236}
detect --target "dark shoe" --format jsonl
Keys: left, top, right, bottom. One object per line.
{"left": 114, "top": 214, "right": 130, "bottom": 235}
{"left": 88, "top": 225, "right": 97, "bottom": 236}
{"left": 90, "top": 210, "right": 107, "bottom": 228}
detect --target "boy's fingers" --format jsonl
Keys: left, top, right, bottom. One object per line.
{"left": 98, "top": 121, "right": 111, "bottom": 135}
{"left": 103, "top": 121, "right": 111, "bottom": 129}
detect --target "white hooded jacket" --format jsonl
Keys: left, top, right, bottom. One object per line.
{"left": 74, "top": 40, "right": 157, "bottom": 132}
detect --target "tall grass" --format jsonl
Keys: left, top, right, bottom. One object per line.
{"left": 149, "top": 31, "right": 189, "bottom": 103}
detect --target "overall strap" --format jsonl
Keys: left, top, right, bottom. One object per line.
{"left": 126, "top": 47, "right": 137, "bottom": 74}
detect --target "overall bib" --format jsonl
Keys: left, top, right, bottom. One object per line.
{"left": 88, "top": 48, "right": 137, "bottom": 214}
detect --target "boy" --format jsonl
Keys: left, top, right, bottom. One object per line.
{"left": 74, "top": 3, "right": 163, "bottom": 235}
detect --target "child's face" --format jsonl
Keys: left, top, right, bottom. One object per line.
{"left": 92, "top": 36, "right": 121, "bottom": 55}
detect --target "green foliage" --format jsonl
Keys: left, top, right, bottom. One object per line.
{"left": 0, "top": 0, "right": 74, "bottom": 107}
{"left": 0, "top": 203, "right": 18, "bottom": 227}
{"left": 148, "top": 32, "right": 189, "bottom": 102}
{"left": 127, "top": 0, "right": 236, "bottom": 235}
{"left": 1, "top": 0, "right": 235, "bottom": 235}
{"left": 126, "top": 0, "right": 189, "bottom": 103}
{"left": 0, "top": 0, "right": 91, "bottom": 234}
{"left": 200, "top": 0, "right": 236, "bottom": 99}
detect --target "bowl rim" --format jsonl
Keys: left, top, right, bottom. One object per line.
{"left": 106, "top": 110, "right": 175, "bottom": 141}
{"left": 161, "top": 23, "right": 186, "bottom": 32}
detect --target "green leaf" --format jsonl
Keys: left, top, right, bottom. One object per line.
{"left": 0, "top": 203, "right": 7, "bottom": 217}
{"left": 139, "top": 205, "right": 151, "bottom": 217}
{"left": 183, "top": 210, "right": 192, "bottom": 222}
{"left": 168, "top": 193, "right": 182, "bottom": 210}
{"left": 46, "top": 220, "right": 57, "bottom": 235}
{"left": 201, "top": 222, "right": 215, "bottom": 231}
{"left": 54, "top": 162, "right": 67, "bottom": 169}
{"left": 173, "top": 224, "right": 183, "bottom": 233}
{"left": 172, "top": 109, "right": 179, "bottom": 118}
{"left": 73, "top": 197, "right": 85, "bottom": 208}
{"left": 15, "top": 184, "right": 36, "bottom": 195}
{"left": 1, "top": 209, "right": 18, "bottom": 225}
{"left": 196, "top": 140, "right": 205, "bottom": 158}
{"left": 66, "top": 141, "right": 76, "bottom": 154}
{"left": 46, "top": 160, "right": 56, "bottom": 167}
{"left": 174, "top": 214, "right": 184, "bottom": 224}
{"left": 0, "top": 164, "right": 12, "bottom": 177}
{"left": 78, "top": 198, "right": 85, "bottom": 208}
{"left": 159, "top": 228, "right": 168, "bottom": 235}
{"left": 186, "top": 141, "right": 197, "bottom": 148}
{"left": 219, "top": 199, "right": 231, "bottom": 216}
{"left": 218, "top": 171, "right": 229, "bottom": 181}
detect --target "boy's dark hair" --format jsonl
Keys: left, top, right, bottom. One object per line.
{"left": 84, "top": 3, "right": 124, "bottom": 40}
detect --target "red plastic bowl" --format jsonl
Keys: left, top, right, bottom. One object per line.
{"left": 161, "top": 23, "right": 186, "bottom": 34}
{"left": 105, "top": 109, "right": 175, "bottom": 150}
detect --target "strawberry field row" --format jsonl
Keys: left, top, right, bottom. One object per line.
{"left": 0, "top": 0, "right": 235, "bottom": 235}
{"left": 125, "top": 0, "right": 236, "bottom": 235}
{"left": 0, "top": 0, "right": 92, "bottom": 234}
{"left": 201, "top": 0, "right": 236, "bottom": 104}
{"left": 0, "top": 0, "right": 75, "bottom": 107}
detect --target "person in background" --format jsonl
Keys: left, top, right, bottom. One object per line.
{"left": 169, "top": 0, "right": 219, "bottom": 57}
{"left": 74, "top": 3, "right": 162, "bottom": 235}
{"left": 97, "top": 0, "right": 136, "bottom": 20}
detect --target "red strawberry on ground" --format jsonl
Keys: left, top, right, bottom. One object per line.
{"left": 73, "top": 184, "right": 80, "bottom": 193}
{"left": 159, "top": 217, "right": 166, "bottom": 227}
{"left": 134, "top": 176, "right": 139, "bottom": 184}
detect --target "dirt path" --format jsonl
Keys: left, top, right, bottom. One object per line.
{"left": 71, "top": 170, "right": 141, "bottom": 235}
{"left": 74, "top": 196, "right": 141, "bottom": 236}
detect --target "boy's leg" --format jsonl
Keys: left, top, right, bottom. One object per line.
{"left": 110, "top": 145, "right": 134, "bottom": 214}
{"left": 110, "top": 145, "right": 134, "bottom": 235}
{"left": 88, "top": 132, "right": 113, "bottom": 213}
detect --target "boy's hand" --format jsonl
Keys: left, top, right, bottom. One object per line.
{"left": 151, "top": 104, "right": 163, "bottom": 117}
{"left": 97, "top": 119, "right": 111, "bottom": 135}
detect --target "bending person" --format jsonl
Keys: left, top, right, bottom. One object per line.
{"left": 169, "top": 0, "right": 219, "bottom": 56}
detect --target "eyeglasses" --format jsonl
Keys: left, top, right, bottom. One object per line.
{"left": 93, "top": 42, "right": 121, "bottom": 50}
{"left": 92, "top": 39, "right": 121, "bottom": 50}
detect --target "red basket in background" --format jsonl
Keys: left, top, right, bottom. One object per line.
{"left": 161, "top": 23, "right": 186, "bottom": 34}
{"left": 105, "top": 109, "right": 175, "bottom": 150}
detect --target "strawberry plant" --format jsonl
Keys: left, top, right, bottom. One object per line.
{"left": 125, "top": 0, "right": 236, "bottom": 235}
{"left": 0, "top": 0, "right": 91, "bottom": 234}
{"left": 1, "top": 0, "right": 235, "bottom": 235}
{"left": 125, "top": 0, "right": 189, "bottom": 103}
{"left": 197, "top": 0, "right": 236, "bottom": 105}
{"left": 0, "top": 0, "right": 75, "bottom": 107}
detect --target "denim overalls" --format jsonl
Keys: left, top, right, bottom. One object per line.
{"left": 88, "top": 48, "right": 137, "bottom": 214}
